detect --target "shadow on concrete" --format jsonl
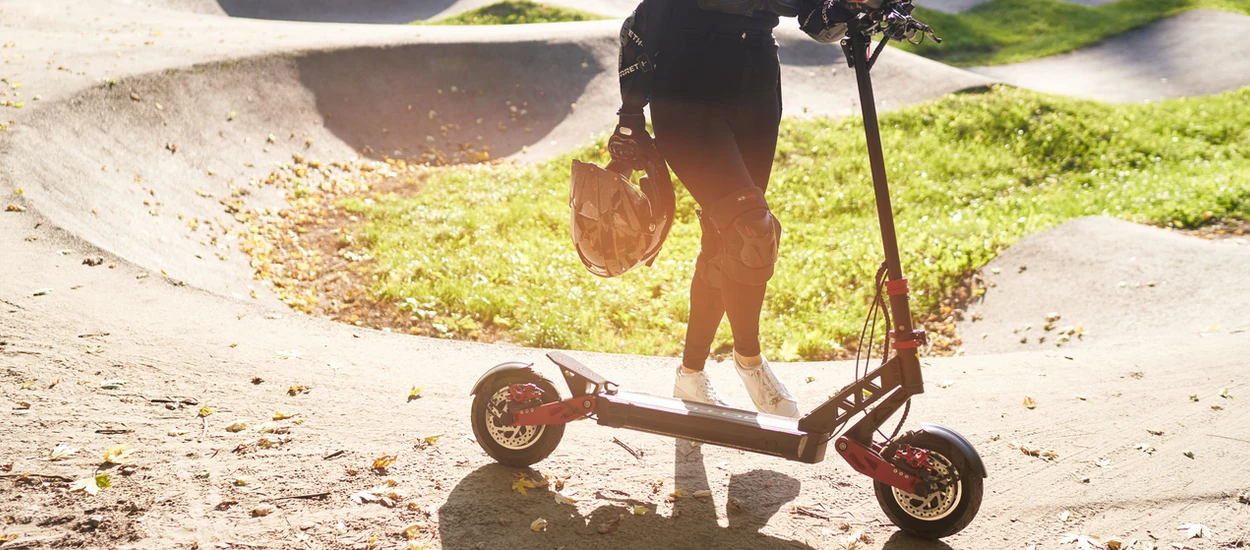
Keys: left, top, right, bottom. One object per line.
{"left": 296, "top": 41, "right": 602, "bottom": 161}
{"left": 881, "top": 530, "right": 957, "bottom": 550}
{"left": 439, "top": 461, "right": 812, "bottom": 550}
{"left": 217, "top": 0, "right": 458, "bottom": 23}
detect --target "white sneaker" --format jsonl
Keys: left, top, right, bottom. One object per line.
{"left": 734, "top": 355, "right": 799, "bottom": 418}
{"left": 673, "top": 366, "right": 729, "bottom": 407}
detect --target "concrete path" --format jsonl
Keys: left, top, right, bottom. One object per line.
{"left": 971, "top": 10, "right": 1250, "bottom": 102}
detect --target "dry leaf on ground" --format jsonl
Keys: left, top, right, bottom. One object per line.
{"left": 288, "top": 385, "right": 311, "bottom": 395}
{"left": 69, "top": 473, "right": 110, "bottom": 496}
{"left": 46, "top": 444, "right": 79, "bottom": 461}
{"left": 553, "top": 492, "right": 578, "bottom": 505}
{"left": 1023, "top": 396, "right": 1037, "bottom": 409}
{"left": 1061, "top": 533, "right": 1105, "bottom": 550}
{"left": 511, "top": 476, "right": 537, "bottom": 496}
{"left": 402, "top": 522, "right": 431, "bottom": 539}
{"left": 103, "top": 444, "right": 132, "bottom": 464}
{"left": 1178, "top": 523, "right": 1212, "bottom": 539}
{"left": 693, "top": 490, "right": 713, "bottom": 498}
{"left": 224, "top": 420, "right": 248, "bottom": 433}
{"left": 272, "top": 411, "right": 297, "bottom": 420}
{"left": 631, "top": 504, "right": 648, "bottom": 515}
{"left": 372, "top": 454, "right": 397, "bottom": 471}
{"left": 408, "top": 386, "right": 424, "bottom": 401}
{"left": 422, "top": 434, "right": 443, "bottom": 446}
{"left": 530, "top": 518, "right": 548, "bottom": 532}
{"left": 251, "top": 504, "right": 276, "bottom": 517}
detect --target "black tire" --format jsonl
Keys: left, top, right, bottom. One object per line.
{"left": 471, "top": 369, "right": 565, "bottom": 467}
{"left": 873, "top": 431, "right": 983, "bottom": 539}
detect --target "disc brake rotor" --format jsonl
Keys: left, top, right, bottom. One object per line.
{"left": 484, "top": 386, "right": 545, "bottom": 450}
{"left": 891, "top": 450, "right": 962, "bottom": 521}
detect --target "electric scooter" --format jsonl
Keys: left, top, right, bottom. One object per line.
{"left": 468, "top": 3, "right": 985, "bottom": 539}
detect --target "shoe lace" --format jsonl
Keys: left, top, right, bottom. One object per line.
{"left": 697, "top": 373, "right": 721, "bottom": 402}
{"left": 758, "top": 366, "right": 793, "bottom": 399}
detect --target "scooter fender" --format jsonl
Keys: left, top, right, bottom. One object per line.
{"left": 469, "top": 361, "right": 535, "bottom": 396}
{"left": 920, "top": 423, "right": 988, "bottom": 479}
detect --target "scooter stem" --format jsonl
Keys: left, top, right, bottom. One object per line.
{"left": 847, "top": 21, "right": 918, "bottom": 353}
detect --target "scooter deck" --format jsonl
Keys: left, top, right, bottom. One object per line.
{"left": 596, "top": 390, "right": 828, "bottom": 463}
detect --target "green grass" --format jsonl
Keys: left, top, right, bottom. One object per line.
{"left": 340, "top": 86, "right": 1250, "bottom": 360}
{"left": 420, "top": 1, "right": 609, "bottom": 25}
{"left": 898, "top": 0, "right": 1250, "bottom": 66}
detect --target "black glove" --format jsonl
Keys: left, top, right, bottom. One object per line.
{"left": 607, "top": 112, "right": 652, "bottom": 174}
{"left": 799, "top": 0, "right": 860, "bottom": 43}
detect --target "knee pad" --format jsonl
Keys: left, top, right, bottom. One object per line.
{"left": 705, "top": 190, "right": 781, "bottom": 286}
{"left": 695, "top": 209, "right": 725, "bottom": 290}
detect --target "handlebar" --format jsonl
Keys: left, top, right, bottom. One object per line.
{"left": 849, "top": 0, "right": 941, "bottom": 45}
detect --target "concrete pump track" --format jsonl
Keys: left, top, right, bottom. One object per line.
{"left": 1, "top": 1, "right": 1248, "bottom": 549}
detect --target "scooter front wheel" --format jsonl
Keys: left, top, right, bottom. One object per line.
{"left": 873, "top": 431, "right": 983, "bottom": 539}
{"left": 471, "top": 369, "right": 564, "bottom": 467}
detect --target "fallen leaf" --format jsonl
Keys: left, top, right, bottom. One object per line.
{"left": 1182, "top": 450, "right": 1195, "bottom": 459}
{"left": 251, "top": 377, "right": 264, "bottom": 384}
{"left": 1061, "top": 533, "right": 1105, "bottom": 550}
{"left": 1023, "top": 396, "right": 1037, "bottom": 409}
{"left": 408, "top": 385, "right": 424, "bottom": 401}
{"left": 530, "top": 518, "right": 548, "bottom": 532}
{"left": 669, "top": 488, "right": 689, "bottom": 499}
{"left": 512, "top": 476, "right": 537, "bottom": 495}
{"left": 1211, "top": 405, "right": 1223, "bottom": 411}
{"left": 198, "top": 405, "right": 215, "bottom": 417}
{"left": 103, "top": 444, "right": 132, "bottom": 464}
{"left": 70, "top": 473, "right": 110, "bottom": 496}
{"left": 224, "top": 420, "right": 248, "bottom": 433}
{"left": 272, "top": 411, "right": 297, "bottom": 421}
{"left": 215, "top": 498, "right": 238, "bottom": 510}
{"left": 402, "top": 522, "right": 430, "bottom": 539}
{"left": 1219, "top": 388, "right": 1231, "bottom": 399}
{"left": 1106, "top": 539, "right": 1123, "bottom": 550}
{"left": 251, "top": 504, "right": 276, "bottom": 517}
{"left": 46, "top": 444, "right": 79, "bottom": 461}
{"left": 5, "top": 204, "right": 26, "bottom": 212}
{"left": 47, "top": 377, "right": 61, "bottom": 389}
{"left": 1146, "top": 429, "right": 1164, "bottom": 436}
{"left": 631, "top": 504, "right": 648, "bottom": 515}
{"left": 1134, "top": 443, "right": 1156, "bottom": 455}
{"left": 422, "top": 433, "right": 443, "bottom": 446}
{"left": 1189, "top": 395, "right": 1199, "bottom": 402}
{"left": 288, "top": 385, "right": 311, "bottom": 396}
{"left": 167, "top": 430, "right": 187, "bottom": 437}
{"left": 99, "top": 379, "right": 126, "bottom": 390}
{"left": 14, "top": 401, "right": 31, "bottom": 409}
{"left": 20, "top": 380, "right": 34, "bottom": 390}
{"left": 693, "top": 490, "right": 713, "bottom": 498}
{"left": 553, "top": 492, "right": 578, "bottom": 505}
{"left": 372, "top": 454, "right": 397, "bottom": 471}
{"left": 350, "top": 490, "right": 380, "bottom": 504}
{"left": 804, "top": 376, "right": 816, "bottom": 384}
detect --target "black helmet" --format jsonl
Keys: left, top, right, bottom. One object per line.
{"left": 569, "top": 125, "right": 675, "bottom": 278}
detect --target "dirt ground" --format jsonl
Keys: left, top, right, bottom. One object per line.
{"left": 2, "top": 2, "right": 1249, "bottom": 549}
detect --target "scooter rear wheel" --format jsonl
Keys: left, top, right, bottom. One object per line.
{"left": 471, "top": 370, "right": 564, "bottom": 467}
{"left": 873, "top": 431, "right": 983, "bottom": 539}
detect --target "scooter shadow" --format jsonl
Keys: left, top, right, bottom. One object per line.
{"left": 881, "top": 531, "right": 956, "bottom": 550}
{"left": 438, "top": 455, "right": 815, "bottom": 550}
